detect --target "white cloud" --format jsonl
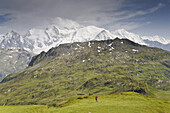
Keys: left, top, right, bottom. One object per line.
{"left": 0, "top": 0, "right": 126, "bottom": 34}
{"left": 0, "top": 0, "right": 164, "bottom": 34}
{"left": 76, "top": 2, "right": 163, "bottom": 31}
{"left": 107, "top": 22, "right": 151, "bottom": 31}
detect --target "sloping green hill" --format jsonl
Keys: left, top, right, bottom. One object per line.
{"left": 0, "top": 38, "right": 169, "bottom": 105}
{"left": 56, "top": 92, "right": 170, "bottom": 113}
{"left": 0, "top": 92, "right": 169, "bottom": 113}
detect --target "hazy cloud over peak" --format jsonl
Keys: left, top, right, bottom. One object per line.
{"left": 0, "top": 0, "right": 169, "bottom": 39}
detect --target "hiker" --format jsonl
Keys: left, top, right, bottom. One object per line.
{"left": 95, "top": 96, "right": 98, "bottom": 102}
{"left": 3, "top": 99, "right": 8, "bottom": 106}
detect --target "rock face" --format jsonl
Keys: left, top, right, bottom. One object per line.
{"left": 0, "top": 48, "right": 33, "bottom": 81}
{"left": 0, "top": 18, "right": 169, "bottom": 54}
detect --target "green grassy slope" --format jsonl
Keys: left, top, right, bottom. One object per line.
{"left": 57, "top": 92, "right": 170, "bottom": 113}
{"left": 0, "top": 39, "right": 169, "bottom": 105}
{"left": 0, "top": 105, "right": 56, "bottom": 113}
{"left": 0, "top": 92, "right": 169, "bottom": 113}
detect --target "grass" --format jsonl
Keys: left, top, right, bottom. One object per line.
{"left": 0, "top": 105, "right": 56, "bottom": 113}
{"left": 153, "top": 90, "right": 170, "bottom": 101}
{"left": 57, "top": 92, "right": 170, "bottom": 113}
{"left": 0, "top": 92, "right": 169, "bottom": 113}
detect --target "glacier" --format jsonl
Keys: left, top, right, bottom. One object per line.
{"left": 0, "top": 17, "right": 169, "bottom": 54}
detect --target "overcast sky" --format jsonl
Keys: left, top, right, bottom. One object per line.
{"left": 0, "top": 0, "right": 170, "bottom": 39}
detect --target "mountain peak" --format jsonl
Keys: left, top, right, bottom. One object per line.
{"left": 6, "top": 30, "right": 20, "bottom": 38}
{"left": 112, "top": 29, "right": 146, "bottom": 45}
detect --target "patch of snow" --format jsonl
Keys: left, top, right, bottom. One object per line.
{"left": 109, "top": 47, "right": 114, "bottom": 51}
{"left": 9, "top": 56, "right": 13, "bottom": 58}
{"left": 34, "top": 75, "right": 38, "bottom": 78}
{"left": 132, "top": 49, "right": 138, "bottom": 52}
{"left": 8, "top": 89, "right": 11, "bottom": 92}
{"left": 157, "top": 79, "right": 163, "bottom": 83}
{"left": 77, "top": 44, "right": 80, "bottom": 47}
{"left": 108, "top": 42, "right": 113, "bottom": 47}
{"left": 88, "top": 42, "right": 91, "bottom": 47}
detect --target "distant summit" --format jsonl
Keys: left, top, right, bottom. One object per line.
{"left": 0, "top": 48, "right": 33, "bottom": 81}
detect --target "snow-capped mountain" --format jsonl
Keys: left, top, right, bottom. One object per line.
{"left": 0, "top": 17, "right": 169, "bottom": 54}
{"left": 142, "top": 35, "right": 169, "bottom": 45}
{"left": 140, "top": 35, "right": 170, "bottom": 51}
{"left": 0, "top": 31, "right": 34, "bottom": 51}
{"left": 0, "top": 48, "right": 33, "bottom": 81}
{"left": 143, "top": 39, "right": 170, "bottom": 51}
{"left": 112, "top": 29, "right": 146, "bottom": 45}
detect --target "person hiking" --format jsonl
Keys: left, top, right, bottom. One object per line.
{"left": 95, "top": 96, "right": 98, "bottom": 102}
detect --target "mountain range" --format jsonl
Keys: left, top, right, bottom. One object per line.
{"left": 0, "top": 17, "right": 169, "bottom": 54}
{"left": 0, "top": 48, "right": 33, "bottom": 81}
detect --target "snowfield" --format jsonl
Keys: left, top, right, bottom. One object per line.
{"left": 0, "top": 17, "right": 169, "bottom": 54}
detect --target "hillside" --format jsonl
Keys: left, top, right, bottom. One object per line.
{"left": 0, "top": 48, "right": 33, "bottom": 81}
{"left": 0, "top": 38, "right": 169, "bottom": 105}
{"left": 0, "top": 92, "right": 169, "bottom": 113}
{"left": 56, "top": 92, "right": 170, "bottom": 113}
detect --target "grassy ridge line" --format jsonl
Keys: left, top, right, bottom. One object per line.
{"left": 56, "top": 92, "right": 170, "bottom": 113}
{"left": 0, "top": 92, "right": 169, "bottom": 113}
